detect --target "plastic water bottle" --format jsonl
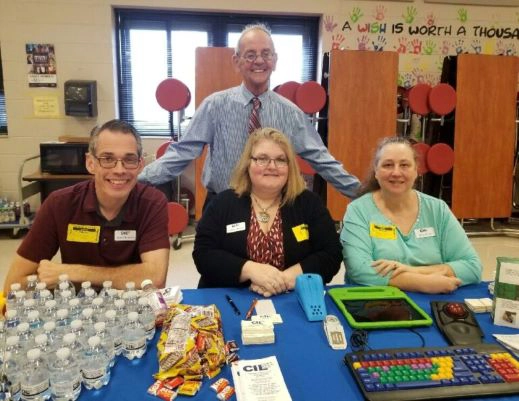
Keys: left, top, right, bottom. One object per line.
{"left": 122, "top": 312, "right": 146, "bottom": 360}
{"left": 140, "top": 279, "right": 168, "bottom": 325}
{"left": 5, "top": 309, "right": 21, "bottom": 336}
{"left": 93, "top": 322, "right": 115, "bottom": 368}
{"left": 81, "top": 289, "right": 96, "bottom": 307}
{"left": 82, "top": 336, "right": 110, "bottom": 390}
{"left": 20, "top": 348, "right": 51, "bottom": 401}
{"left": 27, "top": 311, "right": 44, "bottom": 337}
{"left": 91, "top": 297, "right": 105, "bottom": 318}
{"left": 62, "top": 333, "right": 84, "bottom": 368}
{"left": 58, "top": 290, "right": 73, "bottom": 310}
{"left": 49, "top": 348, "right": 82, "bottom": 401}
{"left": 113, "top": 299, "right": 127, "bottom": 326}
{"left": 77, "top": 281, "right": 94, "bottom": 299}
{"left": 55, "top": 275, "right": 75, "bottom": 298}
{"left": 36, "top": 290, "right": 53, "bottom": 311}
{"left": 80, "top": 309, "right": 96, "bottom": 337}
{"left": 42, "top": 321, "right": 60, "bottom": 354}
{"left": 55, "top": 309, "right": 71, "bottom": 337}
{"left": 123, "top": 291, "right": 139, "bottom": 313}
{"left": 5, "top": 336, "right": 25, "bottom": 364}
{"left": 14, "top": 291, "right": 27, "bottom": 314}
{"left": 98, "top": 281, "right": 112, "bottom": 298}
{"left": 137, "top": 297, "right": 156, "bottom": 340}
{"left": 104, "top": 288, "right": 119, "bottom": 309}
{"left": 32, "top": 282, "right": 47, "bottom": 301}
{"left": 4, "top": 351, "right": 22, "bottom": 401}
{"left": 25, "top": 275, "right": 39, "bottom": 298}
{"left": 16, "top": 323, "right": 34, "bottom": 353}
{"left": 34, "top": 334, "right": 55, "bottom": 365}
{"left": 124, "top": 281, "right": 136, "bottom": 294}
{"left": 103, "top": 310, "right": 122, "bottom": 356}
{"left": 7, "top": 283, "right": 22, "bottom": 311}
{"left": 67, "top": 298, "right": 82, "bottom": 321}
{"left": 42, "top": 300, "right": 58, "bottom": 321}
{"left": 69, "top": 320, "right": 89, "bottom": 347}
{"left": 22, "top": 299, "right": 38, "bottom": 318}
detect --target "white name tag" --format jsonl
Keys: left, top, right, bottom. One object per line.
{"left": 226, "top": 222, "right": 246, "bottom": 233}
{"left": 414, "top": 227, "right": 436, "bottom": 239}
{"left": 114, "top": 230, "right": 137, "bottom": 241}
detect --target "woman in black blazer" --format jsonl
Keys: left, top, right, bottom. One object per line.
{"left": 193, "top": 128, "right": 342, "bottom": 297}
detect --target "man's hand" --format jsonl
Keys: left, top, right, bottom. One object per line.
{"left": 37, "top": 259, "right": 66, "bottom": 288}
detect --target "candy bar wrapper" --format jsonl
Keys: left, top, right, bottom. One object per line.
{"left": 210, "top": 378, "right": 229, "bottom": 393}
{"left": 217, "top": 385, "right": 235, "bottom": 401}
{"left": 177, "top": 380, "right": 202, "bottom": 396}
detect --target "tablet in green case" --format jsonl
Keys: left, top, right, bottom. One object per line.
{"left": 328, "top": 286, "right": 433, "bottom": 329}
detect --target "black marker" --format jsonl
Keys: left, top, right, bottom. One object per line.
{"left": 226, "top": 294, "right": 241, "bottom": 315}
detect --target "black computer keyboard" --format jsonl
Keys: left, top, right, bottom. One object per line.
{"left": 344, "top": 343, "right": 519, "bottom": 401}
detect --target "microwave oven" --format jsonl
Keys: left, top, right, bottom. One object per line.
{"left": 40, "top": 142, "right": 90, "bottom": 174}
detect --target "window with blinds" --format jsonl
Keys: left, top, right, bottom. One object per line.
{"left": 0, "top": 49, "right": 7, "bottom": 134}
{"left": 115, "top": 9, "right": 319, "bottom": 137}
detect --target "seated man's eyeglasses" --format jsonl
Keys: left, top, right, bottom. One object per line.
{"left": 95, "top": 155, "right": 140, "bottom": 169}
{"left": 251, "top": 156, "right": 288, "bottom": 168}
{"left": 241, "top": 50, "right": 276, "bottom": 63}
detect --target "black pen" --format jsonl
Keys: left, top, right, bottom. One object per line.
{"left": 225, "top": 294, "right": 241, "bottom": 315}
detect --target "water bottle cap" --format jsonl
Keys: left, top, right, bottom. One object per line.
{"left": 27, "top": 348, "right": 41, "bottom": 360}
{"left": 4, "top": 351, "right": 13, "bottom": 361}
{"left": 103, "top": 280, "right": 112, "bottom": 288}
{"left": 141, "top": 279, "right": 153, "bottom": 289}
{"left": 36, "top": 282, "right": 47, "bottom": 290}
{"left": 6, "top": 336, "right": 19, "bottom": 346}
{"left": 114, "top": 299, "right": 125, "bottom": 308}
{"left": 88, "top": 336, "right": 101, "bottom": 346}
{"left": 15, "top": 290, "right": 26, "bottom": 298}
{"left": 56, "top": 347, "right": 71, "bottom": 359}
{"left": 82, "top": 308, "right": 94, "bottom": 318}
{"left": 59, "top": 274, "right": 69, "bottom": 281}
{"left": 24, "top": 298, "right": 36, "bottom": 307}
{"left": 105, "top": 309, "right": 116, "bottom": 319}
{"left": 57, "top": 308, "right": 69, "bottom": 318}
{"left": 81, "top": 281, "right": 92, "bottom": 289}
{"left": 107, "top": 288, "right": 118, "bottom": 297}
{"left": 138, "top": 297, "right": 149, "bottom": 305}
{"left": 59, "top": 282, "right": 69, "bottom": 290}
{"left": 85, "top": 288, "right": 95, "bottom": 297}
{"left": 10, "top": 283, "right": 21, "bottom": 291}
{"left": 27, "top": 274, "right": 38, "bottom": 282}
{"left": 35, "top": 333, "right": 48, "bottom": 345}
{"left": 61, "top": 290, "right": 72, "bottom": 298}
{"left": 69, "top": 298, "right": 80, "bottom": 307}
{"left": 125, "top": 281, "right": 136, "bottom": 290}
{"left": 70, "top": 319, "right": 83, "bottom": 329}
{"left": 28, "top": 310, "right": 40, "bottom": 319}
{"left": 63, "top": 333, "right": 76, "bottom": 344}
{"left": 43, "top": 321, "right": 56, "bottom": 331}
{"left": 127, "top": 311, "right": 138, "bottom": 321}
{"left": 17, "top": 322, "right": 29, "bottom": 332}
{"left": 92, "top": 297, "right": 104, "bottom": 306}
{"left": 40, "top": 289, "right": 51, "bottom": 297}
{"left": 94, "top": 322, "right": 106, "bottom": 332}
{"left": 45, "top": 299, "right": 57, "bottom": 308}
{"left": 5, "top": 309, "right": 18, "bottom": 318}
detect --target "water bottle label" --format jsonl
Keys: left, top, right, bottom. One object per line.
{"left": 82, "top": 367, "right": 106, "bottom": 380}
{"left": 52, "top": 378, "right": 81, "bottom": 395}
{"left": 123, "top": 338, "right": 146, "bottom": 350}
{"left": 21, "top": 379, "right": 50, "bottom": 397}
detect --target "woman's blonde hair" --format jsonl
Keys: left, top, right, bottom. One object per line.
{"left": 230, "top": 127, "right": 306, "bottom": 206}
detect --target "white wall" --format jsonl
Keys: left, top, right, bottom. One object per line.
{"left": 0, "top": 0, "right": 517, "bottom": 207}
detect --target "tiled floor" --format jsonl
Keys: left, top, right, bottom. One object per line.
{"left": 1, "top": 225, "right": 519, "bottom": 289}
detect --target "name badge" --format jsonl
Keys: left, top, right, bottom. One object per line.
{"left": 370, "top": 223, "right": 397, "bottom": 240}
{"left": 114, "top": 230, "right": 137, "bottom": 241}
{"left": 292, "top": 224, "right": 309, "bottom": 242}
{"left": 414, "top": 227, "right": 436, "bottom": 239}
{"left": 226, "top": 222, "right": 246, "bottom": 233}
{"left": 67, "top": 224, "right": 100, "bottom": 243}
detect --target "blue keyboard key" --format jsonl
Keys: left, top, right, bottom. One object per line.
{"left": 395, "top": 380, "right": 443, "bottom": 390}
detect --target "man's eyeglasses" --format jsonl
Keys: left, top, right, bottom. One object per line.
{"left": 251, "top": 156, "right": 288, "bottom": 168}
{"left": 240, "top": 50, "right": 276, "bottom": 63}
{"left": 94, "top": 155, "right": 140, "bottom": 169}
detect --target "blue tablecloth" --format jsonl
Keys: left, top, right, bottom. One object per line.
{"left": 80, "top": 282, "right": 519, "bottom": 401}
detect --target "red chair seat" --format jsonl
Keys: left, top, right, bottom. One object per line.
{"left": 156, "top": 78, "right": 191, "bottom": 112}
{"left": 412, "top": 142, "right": 430, "bottom": 175}
{"left": 167, "top": 202, "right": 189, "bottom": 236}
{"left": 428, "top": 83, "right": 456, "bottom": 116}
{"left": 295, "top": 81, "right": 327, "bottom": 114}
{"left": 296, "top": 156, "right": 316, "bottom": 175}
{"left": 156, "top": 140, "right": 174, "bottom": 159}
{"left": 275, "top": 81, "right": 301, "bottom": 104}
{"left": 427, "top": 143, "right": 454, "bottom": 175}
{"left": 408, "top": 84, "right": 432, "bottom": 116}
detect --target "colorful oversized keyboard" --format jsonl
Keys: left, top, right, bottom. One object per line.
{"left": 344, "top": 343, "right": 519, "bottom": 401}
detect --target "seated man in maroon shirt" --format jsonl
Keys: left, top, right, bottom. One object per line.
{"left": 3, "top": 119, "right": 170, "bottom": 291}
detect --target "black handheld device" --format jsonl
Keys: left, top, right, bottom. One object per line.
{"left": 431, "top": 301, "right": 484, "bottom": 345}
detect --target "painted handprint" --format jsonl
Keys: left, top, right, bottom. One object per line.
{"left": 402, "top": 72, "right": 414, "bottom": 89}
{"left": 424, "top": 73, "right": 438, "bottom": 86}
{"left": 496, "top": 40, "right": 505, "bottom": 55}
{"left": 423, "top": 40, "right": 436, "bottom": 55}
{"left": 454, "top": 39, "right": 465, "bottom": 55}
{"left": 350, "top": 7, "right": 363, "bottom": 23}
{"left": 357, "top": 35, "right": 370, "bottom": 51}
{"left": 372, "top": 35, "right": 387, "bottom": 52}
{"left": 412, "top": 68, "right": 425, "bottom": 85}
{"left": 457, "top": 8, "right": 468, "bottom": 23}
{"left": 441, "top": 40, "right": 450, "bottom": 56}
{"left": 396, "top": 38, "right": 408, "bottom": 54}
{"left": 324, "top": 15, "right": 337, "bottom": 33}
{"left": 506, "top": 43, "right": 517, "bottom": 56}
{"left": 471, "top": 39, "right": 482, "bottom": 54}
{"left": 410, "top": 38, "right": 422, "bottom": 55}
{"left": 332, "top": 34, "right": 345, "bottom": 50}
{"left": 402, "top": 6, "right": 418, "bottom": 24}
{"left": 426, "top": 12, "right": 435, "bottom": 27}
{"left": 373, "top": 5, "right": 387, "bottom": 21}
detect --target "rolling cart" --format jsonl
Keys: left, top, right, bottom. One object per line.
{"left": 0, "top": 155, "right": 40, "bottom": 237}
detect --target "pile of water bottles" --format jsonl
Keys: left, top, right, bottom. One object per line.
{"left": 1, "top": 274, "right": 165, "bottom": 401}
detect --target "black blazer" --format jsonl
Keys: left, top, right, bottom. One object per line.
{"left": 193, "top": 189, "right": 342, "bottom": 288}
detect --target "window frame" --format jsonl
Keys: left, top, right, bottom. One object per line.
{"left": 115, "top": 9, "right": 319, "bottom": 137}
{"left": 0, "top": 48, "right": 7, "bottom": 134}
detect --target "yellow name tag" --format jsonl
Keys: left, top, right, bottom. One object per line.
{"left": 67, "top": 224, "right": 100, "bottom": 243}
{"left": 369, "top": 223, "right": 397, "bottom": 240}
{"left": 292, "top": 224, "right": 309, "bottom": 242}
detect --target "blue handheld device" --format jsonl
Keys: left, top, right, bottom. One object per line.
{"left": 295, "top": 274, "right": 327, "bottom": 321}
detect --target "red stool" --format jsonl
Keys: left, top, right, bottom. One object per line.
{"left": 427, "top": 143, "right": 455, "bottom": 199}
{"left": 412, "top": 142, "right": 430, "bottom": 176}
{"left": 408, "top": 84, "right": 432, "bottom": 116}
{"left": 155, "top": 78, "right": 191, "bottom": 112}
{"left": 275, "top": 81, "right": 301, "bottom": 104}
{"left": 295, "top": 81, "right": 327, "bottom": 114}
{"left": 428, "top": 83, "right": 456, "bottom": 116}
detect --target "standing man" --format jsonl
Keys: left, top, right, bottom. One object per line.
{"left": 3, "top": 120, "right": 170, "bottom": 292}
{"left": 139, "top": 23, "right": 360, "bottom": 207}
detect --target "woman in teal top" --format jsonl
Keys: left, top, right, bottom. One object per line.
{"left": 341, "top": 137, "right": 482, "bottom": 294}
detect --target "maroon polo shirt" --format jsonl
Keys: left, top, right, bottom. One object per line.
{"left": 18, "top": 180, "right": 169, "bottom": 267}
